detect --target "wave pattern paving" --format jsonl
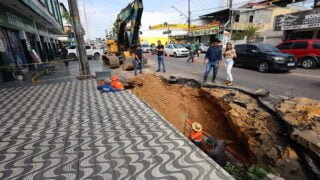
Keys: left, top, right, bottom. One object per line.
{"left": 0, "top": 80, "right": 232, "bottom": 180}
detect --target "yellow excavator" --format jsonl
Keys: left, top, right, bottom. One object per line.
{"left": 102, "top": 0, "right": 147, "bottom": 70}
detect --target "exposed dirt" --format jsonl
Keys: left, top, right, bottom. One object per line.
{"left": 129, "top": 73, "right": 309, "bottom": 179}
{"left": 130, "top": 74, "right": 251, "bottom": 161}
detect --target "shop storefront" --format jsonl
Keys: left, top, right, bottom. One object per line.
{"left": 274, "top": 8, "right": 320, "bottom": 40}
{"left": 188, "top": 22, "right": 220, "bottom": 44}
{"left": 0, "top": 3, "right": 60, "bottom": 82}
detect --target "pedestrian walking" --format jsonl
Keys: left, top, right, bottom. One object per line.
{"left": 134, "top": 44, "right": 143, "bottom": 76}
{"left": 196, "top": 43, "right": 200, "bottom": 58}
{"left": 187, "top": 42, "right": 196, "bottom": 63}
{"left": 156, "top": 40, "right": 166, "bottom": 72}
{"left": 59, "top": 42, "right": 69, "bottom": 66}
{"left": 203, "top": 39, "right": 222, "bottom": 83}
{"left": 223, "top": 42, "right": 237, "bottom": 86}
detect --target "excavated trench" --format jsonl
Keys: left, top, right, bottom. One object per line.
{"left": 127, "top": 74, "right": 313, "bottom": 179}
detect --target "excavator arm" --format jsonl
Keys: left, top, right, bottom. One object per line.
{"left": 114, "top": 0, "right": 143, "bottom": 50}
{"left": 103, "top": 0, "right": 146, "bottom": 70}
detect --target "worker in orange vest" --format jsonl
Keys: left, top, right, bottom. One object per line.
{"left": 111, "top": 75, "right": 124, "bottom": 90}
{"left": 190, "top": 122, "right": 203, "bottom": 148}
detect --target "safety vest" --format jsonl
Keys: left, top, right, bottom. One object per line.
{"left": 191, "top": 131, "right": 203, "bottom": 142}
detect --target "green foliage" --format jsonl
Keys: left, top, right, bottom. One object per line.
{"left": 247, "top": 165, "right": 275, "bottom": 180}
{"left": 62, "top": 11, "right": 71, "bottom": 23}
{"left": 225, "top": 162, "right": 247, "bottom": 180}
{"left": 231, "top": 31, "right": 245, "bottom": 40}
{"left": 243, "top": 25, "right": 260, "bottom": 41}
{"left": 225, "top": 162, "right": 275, "bottom": 180}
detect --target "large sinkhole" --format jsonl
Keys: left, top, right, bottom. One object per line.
{"left": 128, "top": 75, "right": 255, "bottom": 163}
{"left": 127, "top": 74, "right": 310, "bottom": 180}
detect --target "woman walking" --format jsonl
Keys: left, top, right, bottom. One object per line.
{"left": 223, "top": 42, "right": 237, "bottom": 86}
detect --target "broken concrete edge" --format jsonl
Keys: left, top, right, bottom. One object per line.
{"left": 169, "top": 76, "right": 320, "bottom": 178}
{"left": 128, "top": 91, "right": 235, "bottom": 180}
{"left": 125, "top": 74, "right": 319, "bottom": 178}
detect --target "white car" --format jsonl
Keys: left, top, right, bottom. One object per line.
{"left": 164, "top": 44, "right": 189, "bottom": 57}
{"left": 198, "top": 43, "right": 209, "bottom": 52}
{"left": 68, "top": 45, "right": 104, "bottom": 60}
{"left": 141, "top": 44, "right": 152, "bottom": 53}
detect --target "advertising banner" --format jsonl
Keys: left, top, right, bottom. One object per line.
{"left": 274, "top": 9, "right": 320, "bottom": 31}
{"left": 188, "top": 22, "right": 220, "bottom": 37}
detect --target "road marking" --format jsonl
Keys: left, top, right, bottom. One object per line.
{"left": 290, "top": 73, "right": 320, "bottom": 79}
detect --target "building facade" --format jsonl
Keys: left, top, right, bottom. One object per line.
{"left": 57, "top": 2, "right": 75, "bottom": 46}
{"left": 274, "top": 8, "right": 320, "bottom": 40}
{"left": 231, "top": 3, "right": 298, "bottom": 45}
{"left": 140, "top": 24, "right": 189, "bottom": 45}
{"left": 0, "top": 0, "right": 63, "bottom": 82}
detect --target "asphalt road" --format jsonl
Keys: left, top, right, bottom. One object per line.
{"left": 144, "top": 53, "right": 320, "bottom": 100}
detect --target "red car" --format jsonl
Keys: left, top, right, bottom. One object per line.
{"left": 276, "top": 39, "right": 320, "bottom": 69}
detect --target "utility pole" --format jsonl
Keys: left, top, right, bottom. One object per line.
{"left": 188, "top": 0, "right": 191, "bottom": 34}
{"left": 68, "top": 0, "right": 91, "bottom": 76}
{"left": 229, "top": 0, "right": 233, "bottom": 34}
{"left": 83, "top": 0, "right": 90, "bottom": 41}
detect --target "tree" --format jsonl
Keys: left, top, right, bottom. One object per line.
{"left": 62, "top": 11, "right": 71, "bottom": 24}
{"left": 232, "top": 31, "right": 245, "bottom": 40}
{"left": 243, "top": 25, "right": 260, "bottom": 42}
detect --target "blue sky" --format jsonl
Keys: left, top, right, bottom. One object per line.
{"left": 60, "top": 0, "right": 313, "bottom": 40}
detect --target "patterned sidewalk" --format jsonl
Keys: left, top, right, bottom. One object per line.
{"left": 0, "top": 80, "right": 232, "bottom": 179}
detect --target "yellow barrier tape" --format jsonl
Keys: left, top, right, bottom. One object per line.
{"left": 0, "top": 58, "right": 78, "bottom": 70}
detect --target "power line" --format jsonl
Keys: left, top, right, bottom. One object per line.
{"left": 192, "top": 0, "right": 313, "bottom": 12}
{"left": 191, "top": 0, "right": 260, "bottom": 12}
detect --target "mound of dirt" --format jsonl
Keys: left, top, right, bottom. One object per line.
{"left": 276, "top": 98, "right": 320, "bottom": 160}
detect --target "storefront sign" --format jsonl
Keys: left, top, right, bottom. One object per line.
{"left": 188, "top": 22, "right": 220, "bottom": 37}
{"left": 274, "top": 9, "right": 320, "bottom": 31}
{"left": 0, "top": 4, "right": 36, "bottom": 33}
{"left": 150, "top": 24, "right": 189, "bottom": 30}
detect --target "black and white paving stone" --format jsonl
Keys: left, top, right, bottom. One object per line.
{"left": 0, "top": 80, "right": 232, "bottom": 179}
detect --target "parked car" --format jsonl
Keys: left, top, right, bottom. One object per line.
{"left": 181, "top": 43, "right": 191, "bottom": 50}
{"left": 234, "top": 43, "right": 296, "bottom": 73}
{"left": 68, "top": 45, "right": 103, "bottom": 60}
{"left": 164, "top": 44, "right": 189, "bottom": 57}
{"left": 276, "top": 39, "right": 320, "bottom": 69}
{"left": 197, "top": 43, "right": 209, "bottom": 52}
{"left": 141, "top": 44, "right": 152, "bottom": 53}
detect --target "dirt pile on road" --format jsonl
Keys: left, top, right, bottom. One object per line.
{"left": 276, "top": 98, "right": 320, "bottom": 156}
{"left": 129, "top": 73, "right": 308, "bottom": 179}
{"left": 276, "top": 97, "right": 320, "bottom": 129}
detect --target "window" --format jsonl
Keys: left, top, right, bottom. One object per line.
{"left": 235, "top": 45, "right": 247, "bottom": 52}
{"left": 258, "top": 44, "right": 280, "bottom": 52}
{"left": 235, "top": 15, "right": 240, "bottom": 22}
{"left": 85, "top": 46, "right": 91, "bottom": 49}
{"left": 249, "top": 15, "right": 254, "bottom": 23}
{"left": 247, "top": 45, "right": 258, "bottom": 52}
{"left": 47, "top": 0, "right": 54, "bottom": 14}
{"left": 277, "top": 42, "right": 293, "bottom": 50}
{"left": 39, "top": 0, "right": 46, "bottom": 5}
{"left": 173, "top": 44, "right": 184, "bottom": 48}
{"left": 291, "top": 42, "right": 308, "bottom": 49}
{"left": 165, "top": 45, "right": 170, "bottom": 49}
{"left": 313, "top": 41, "right": 320, "bottom": 49}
